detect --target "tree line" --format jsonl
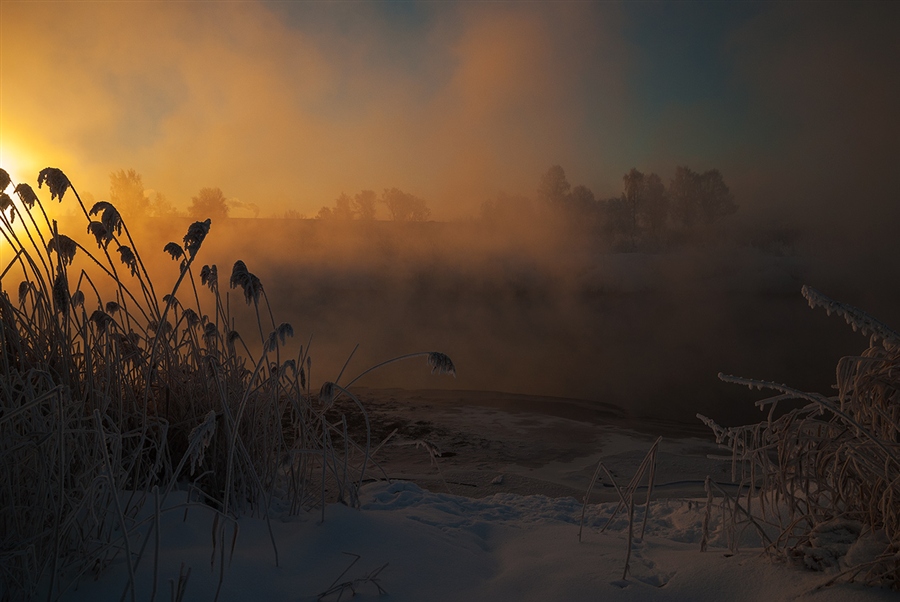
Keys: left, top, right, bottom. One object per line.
{"left": 483, "top": 164, "right": 737, "bottom": 250}
{"left": 103, "top": 169, "right": 253, "bottom": 220}
{"left": 97, "top": 165, "right": 736, "bottom": 248}
{"left": 315, "top": 188, "right": 430, "bottom": 222}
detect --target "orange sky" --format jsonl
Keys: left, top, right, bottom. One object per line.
{"left": 1, "top": 1, "right": 897, "bottom": 224}
{"left": 0, "top": 2, "right": 633, "bottom": 218}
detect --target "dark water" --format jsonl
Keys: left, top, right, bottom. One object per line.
{"left": 52, "top": 216, "right": 900, "bottom": 426}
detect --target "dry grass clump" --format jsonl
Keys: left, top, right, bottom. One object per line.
{"left": 700, "top": 285, "right": 900, "bottom": 589}
{"left": 0, "top": 167, "right": 454, "bottom": 601}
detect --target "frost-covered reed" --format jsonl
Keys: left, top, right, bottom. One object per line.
{"left": 700, "top": 286, "right": 900, "bottom": 589}
{"left": 0, "top": 167, "right": 453, "bottom": 601}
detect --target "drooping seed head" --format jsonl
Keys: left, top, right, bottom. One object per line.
{"left": 14, "top": 184, "right": 38, "bottom": 209}
{"left": 89, "top": 201, "right": 123, "bottom": 237}
{"left": 163, "top": 242, "right": 184, "bottom": 261}
{"left": 427, "top": 352, "right": 456, "bottom": 377}
{"left": 230, "top": 260, "right": 262, "bottom": 305}
{"left": 182, "top": 308, "right": 200, "bottom": 328}
{"left": 277, "top": 322, "right": 294, "bottom": 344}
{"left": 37, "top": 168, "right": 71, "bottom": 202}
{"left": 0, "top": 192, "right": 12, "bottom": 215}
{"left": 87, "top": 221, "right": 112, "bottom": 249}
{"left": 52, "top": 272, "right": 69, "bottom": 316}
{"left": 117, "top": 245, "right": 138, "bottom": 276}
{"left": 319, "top": 381, "right": 335, "bottom": 407}
{"left": 71, "top": 290, "right": 84, "bottom": 309}
{"left": 226, "top": 329, "right": 241, "bottom": 351}
{"left": 105, "top": 301, "right": 120, "bottom": 314}
{"left": 200, "top": 264, "right": 218, "bottom": 290}
{"left": 0, "top": 168, "right": 10, "bottom": 192}
{"left": 90, "top": 309, "right": 115, "bottom": 333}
{"left": 183, "top": 219, "right": 211, "bottom": 258}
{"left": 17, "top": 281, "right": 30, "bottom": 304}
{"left": 48, "top": 233, "right": 77, "bottom": 266}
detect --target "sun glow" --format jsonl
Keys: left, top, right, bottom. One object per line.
{"left": 0, "top": 139, "right": 43, "bottom": 270}
{"left": 0, "top": 138, "right": 41, "bottom": 189}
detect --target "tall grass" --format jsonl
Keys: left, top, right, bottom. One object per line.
{"left": 700, "top": 285, "right": 900, "bottom": 589}
{"left": 0, "top": 167, "right": 454, "bottom": 600}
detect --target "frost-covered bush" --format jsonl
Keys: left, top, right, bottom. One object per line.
{"left": 700, "top": 285, "right": 900, "bottom": 589}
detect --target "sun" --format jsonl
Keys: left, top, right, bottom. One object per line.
{"left": 0, "top": 138, "right": 44, "bottom": 270}
{"left": 0, "top": 138, "right": 39, "bottom": 189}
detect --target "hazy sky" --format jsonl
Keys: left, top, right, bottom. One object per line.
{"left": 1, "top": 1, "right": 897, "bottom": 221}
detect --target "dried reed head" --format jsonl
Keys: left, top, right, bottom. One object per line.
{"left": 319, "top": 381, "right": 335, "bottom": 407}
{"left": 182, "top": 308, "right": 200, "bottom": 328}
{"left": 163, "top": 242, "right": 184, "bottom": 261}
{"left": 52, "top": 272, "right": 69, "bottom": 316}
{"left": 37, "top": 167, "right": 70, "bottom": 201}
{"left": 427, "top": 352, "right": 456, "bottom": 377}
{"left": 89, "top": 201, "right": 123, "bottom": 238}
{"left": 86, "top": 221, "right": 112, "bottom": 249}
{"left": 183, "top": 219, "right": 211, "bottom": 258}
{"left": 48, "top": 233, "right": 77, "bottom": 266}
{"left": 17, "top": 281, "right": 30, "bottom": 304}
{"left": 230, "top": 260, "right": 262, "bottom": 305}
{"left": 0, "top": 192, "right": 13, "bottom": 216}
{"left": 200, "top": 264, "right": 218, "bottom": 291}
{"left": 0, "top": 168, "right": 10, "bottom": 191}
{"left": 89, "top": 310, "right": 115, "bottom": 333}
{"left": 117, "top": 245, "right": 138, "bottom": 277}
{"left": 14, "top": 183, "right": 38, "bottom": 209}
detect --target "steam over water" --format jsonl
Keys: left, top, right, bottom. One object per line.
{"left": 60, "top": 216, "right": 900, "bottom": 425}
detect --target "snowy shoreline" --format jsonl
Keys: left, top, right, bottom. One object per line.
{"left": 57, "top": 390, "right": 895, "bottom": 602}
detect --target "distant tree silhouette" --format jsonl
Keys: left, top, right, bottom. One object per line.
{"left": 109, "top": 169, "right": 149, "bottom": 217}
{"left": 188, "top": 187, "right": 229, "bottom": 220}
{"left": 622, "top": 168, "right": 645, "bottom": 248}
{"left": 537, "top": 165, "right": 571, "bottom": 207}
{"left": 481, "top": 192, "right": 534, "bottom": 226}
{"left": 380, "top": 188, "right": 430, "bottom": 221}
{"left": 669, "top": 166, "right": 700, "bottom": 227}
{"left": 318, "top": 191, "right": 378, "bottom": 220}
{"left": 696, "top": 169, "right": 737, "bottom": 224}
{"left": 603, "top": 195, "right": 632, "bottom": 248}
{"left": 568, "top": 184, "right": 596, "bottom": 211}
{"left": 641, "top": 173, "right": 669, "bottom": 245}
{"left": 352, "top": 190, "right": 378, "bottom": 220}
{"left": 670, "top": 166, "right": 736, "bottom": 227}
{"left": 603, "top": 169, "right": 671, "bottom": 249}
{"left": 148, "top": 191, "right": 180, "bottom": 218}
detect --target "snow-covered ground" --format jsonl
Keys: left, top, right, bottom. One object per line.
{"left": 58, "top": 390, "right": 896, "bottom": 601}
